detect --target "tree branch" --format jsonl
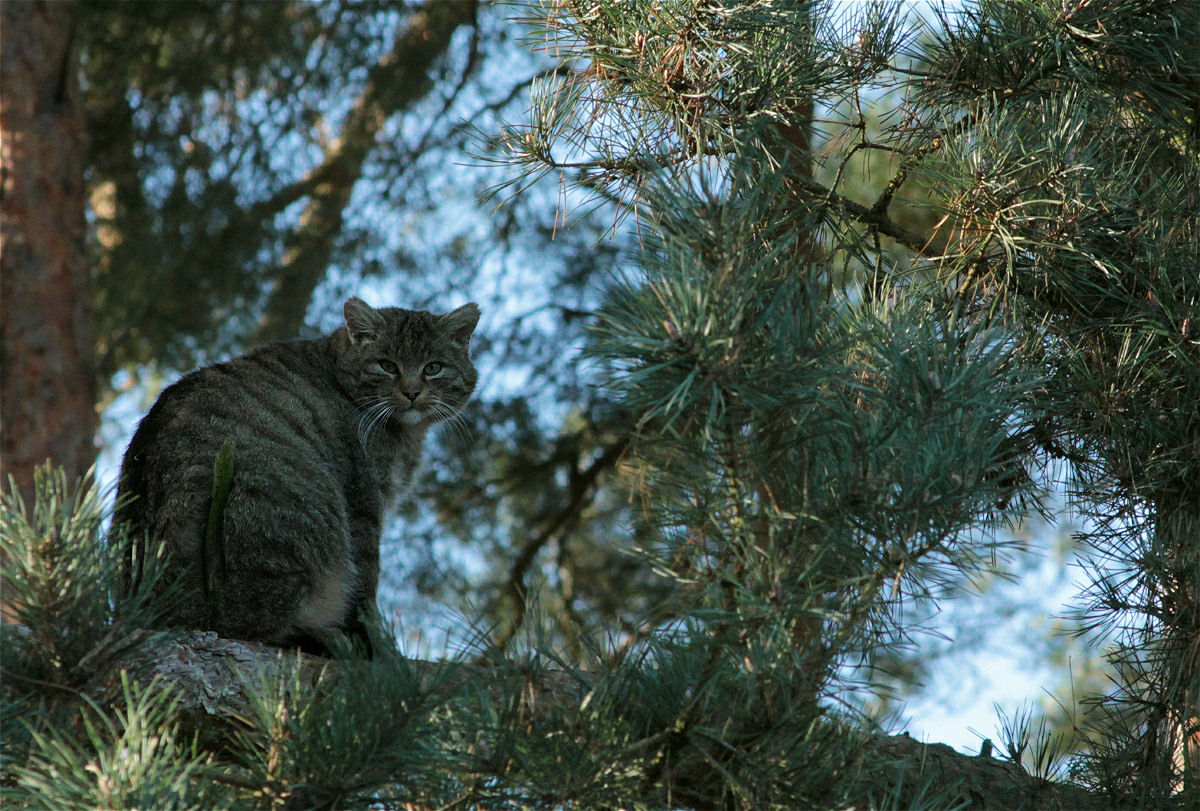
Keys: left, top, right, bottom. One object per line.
{"left": 490, "top": 435, "right": 631, "bottom": 652}
{"left": 252, "top": 0, "right": 479, "bottom": 345}
{"left": 106, "top": 629, "right": 1102, "bottom": 810}
{"left": 789, "top": 173, "right": 940, "bottom": 258}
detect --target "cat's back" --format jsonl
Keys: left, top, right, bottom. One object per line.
{"left": 133, "top": 337, "right": 341, "bottom": 443}
{"left": 162, "top": 337, "right": 337, "bottom": 425}
{"left": 117, "top": 337, "right": 356, "bottom": 516}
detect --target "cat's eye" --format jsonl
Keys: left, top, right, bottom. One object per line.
{"left": 423, "top": 361, "right": 444, "bottom": 377}
{"left": 378, "top": 359, "right": 400, "bottom": 375}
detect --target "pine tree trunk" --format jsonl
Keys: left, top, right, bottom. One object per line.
{"left": 0, "top": 0, "right": 96, "bottom": 620}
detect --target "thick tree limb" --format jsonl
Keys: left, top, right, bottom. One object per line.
{"left": 0, "top": 0, "right": 96, "bottom": 625}
{"left": 110, "top": 630, "right": 1102, "bottom": 810}
{"left": 252, "top": 0, "right": 479, "bottom": 345}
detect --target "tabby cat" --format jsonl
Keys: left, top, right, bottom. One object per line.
{"left": 114, "top": 297, "right": 479, "bottom": 656}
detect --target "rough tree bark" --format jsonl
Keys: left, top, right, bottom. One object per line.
{"left": 1, "top": 0, "right": 96, "bottom": 621}
{"left": 0, "top": 0, "right": 96, "bottom": 503}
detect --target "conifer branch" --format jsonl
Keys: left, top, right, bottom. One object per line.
{"left": 93, "top": 628, "right": 1101, "bottom": 810}
{"left": 491, "top": 435, "right": 631, "bottom": 652}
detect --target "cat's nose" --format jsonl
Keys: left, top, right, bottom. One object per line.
{"left": 400, "top": 387, "right": 421, "bottom": 403}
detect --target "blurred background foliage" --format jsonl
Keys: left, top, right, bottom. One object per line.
{"left": 79, "top": 0, "right": 645, "bottom": 646}
{"left": 80, "top": 0, "right": 1101, "bottom": 725}
{"left": 4, "top": 1, "right": 1192, "bottom": 803}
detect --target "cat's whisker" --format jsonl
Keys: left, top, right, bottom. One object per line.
{"left": 427, "top": 401, "right": 457, "bottom": 426}
{"left": 371, "top": 404, "right": 395, "bottom": 437}
{"left": 445, "top": 417, "right": 473, "bottom": 449}
{"left": 428, "top": 400, "right": 473, "bottom": 448}
{"left": 357, "top": 407, "right": 385, "bottom": 440}
{"left": 355, "top": 395, "right": 392, "bottom": 415}
{"left": 356, "top": 401, "right": 382, "bottom": 430}
{"left": 357, "top": 401, "right": 394, "bottom": 445}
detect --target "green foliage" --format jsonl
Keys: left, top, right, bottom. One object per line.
{"left": 16, "top": 0, "right": 1194, "bottom": 806}
{"left": 224, "top": 651, "right": 455, "bottom": 809}
{"left": 903, "top": 0, "right": 1199, "bottom": 802}
{"left": 80, "top": 0, "right": 459, "bottom": 374}
{"left": 496, "top": 0, "right": 1198, "bottom": 804}
{"left": 457, "top": 625, "right": 872, "bottom": 809}
{"left": 0, "top": 472, "right": 213, "bottom": 809}
{"left": 586, "top": 155, "right": 1042, "bottom": 698}
{"left": 994, "top": 700, "right": 1079, "bottom": 782}
{"left": 12, "top": 675, "right": 222, "bottom": 811}
{"left": 0, "top": 465, "right": 168, "bottom": 690}
{"left": 0, "top": 470, "right": 915, "bottom": 810}
{"left": 81, "top": 0, "right": 345, "bottom": 373}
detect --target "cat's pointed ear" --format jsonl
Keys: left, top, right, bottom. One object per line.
{"left": 443, "top": 303, "right": 480, "bottom": 348}
{"left": 344, "top": 297, "right": 385, "bottom": 345}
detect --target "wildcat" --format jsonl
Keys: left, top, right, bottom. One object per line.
{"left": 114, "top": 297, "right": 479, "bottom": 656}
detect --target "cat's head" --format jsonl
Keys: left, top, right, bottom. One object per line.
{"left": 335, "top": 297, "right": 479, "bottom": 432}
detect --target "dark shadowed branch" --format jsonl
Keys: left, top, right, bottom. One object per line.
{"left": 252, "top": 0, "right": 480, "bottom": 345}
{"left": 490, "top": 435, "right": 631, "bottom": 653}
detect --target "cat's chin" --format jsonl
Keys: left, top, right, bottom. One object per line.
{"left": 399, "top": 409, "right": 425, "bottom": 427}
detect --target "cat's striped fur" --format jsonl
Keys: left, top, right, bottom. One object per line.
{"left": 114, "top": 297, "right": 479, "bottom": 656}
